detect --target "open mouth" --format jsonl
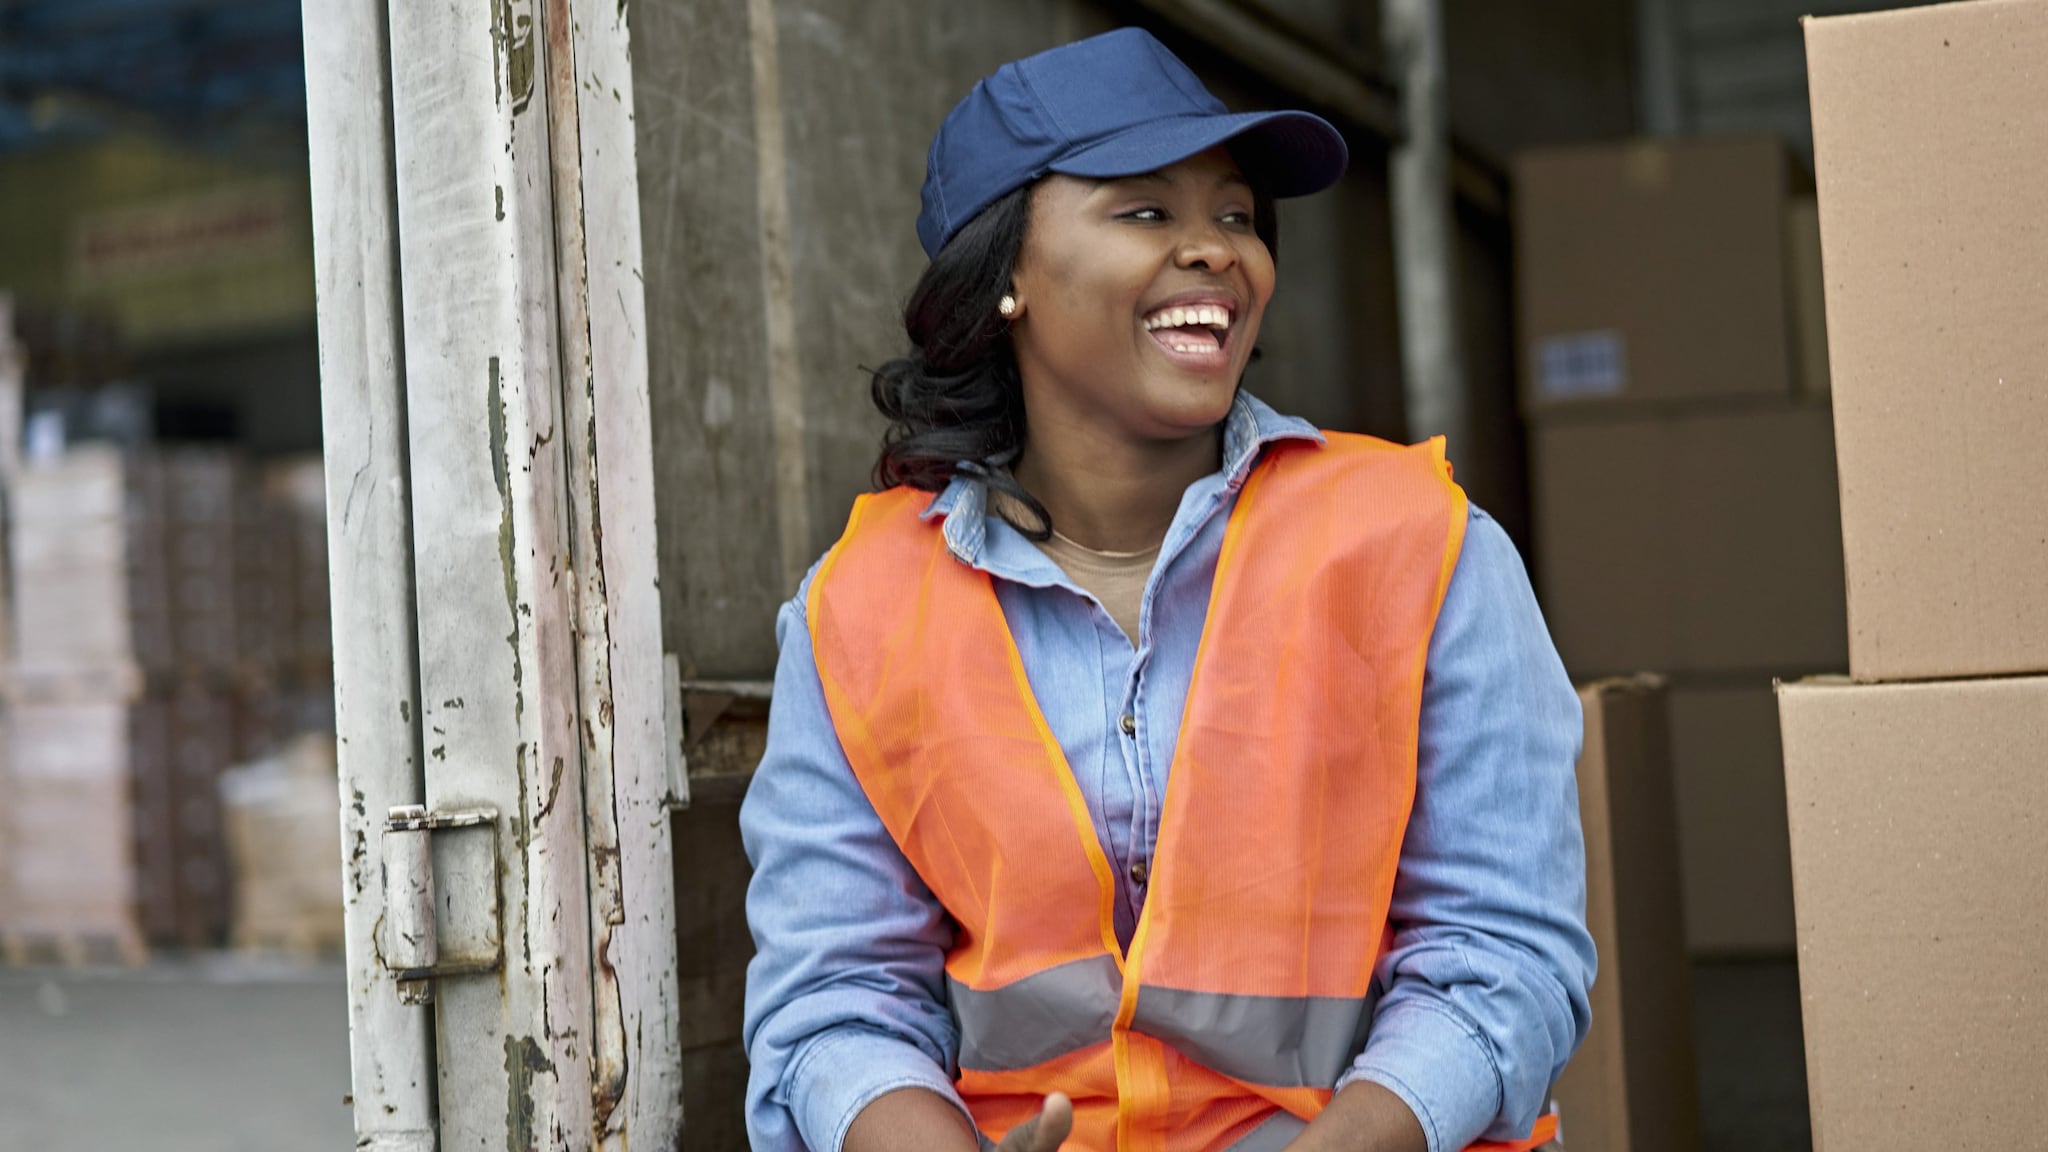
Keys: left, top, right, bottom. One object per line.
{"left": 1141, "top": 302, "right": 1234, "bottom": 360}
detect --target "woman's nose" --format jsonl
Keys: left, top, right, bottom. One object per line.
{"left": 1174, "top": 222, "right": 1237, "bottom": 272}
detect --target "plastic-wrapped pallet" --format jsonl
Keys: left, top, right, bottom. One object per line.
{"left": 7, "top": 447, "right": 169, "bottom": 688}
{"left": 0, "top": 697, "right": 148, "bottom": 965}
{"left": 219, "top": 731, "right": 342, "bottom": 957}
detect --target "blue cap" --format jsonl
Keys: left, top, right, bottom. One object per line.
{"left": 916, "top": 28, "right": 1350, "bottom": 258}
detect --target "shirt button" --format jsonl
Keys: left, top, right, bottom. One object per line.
{"left": 1128, "top": 859, "right": 1150, "bottom": 886}
{"left": 1119, "top": 713, "right": 1136, "bottom": 736}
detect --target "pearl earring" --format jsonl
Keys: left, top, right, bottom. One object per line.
{"left": 998, "top": 294, "right": 1019, "bottom": 319}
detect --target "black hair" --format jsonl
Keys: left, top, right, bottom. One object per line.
{"left": 870, "top": 170, "right": 1280, "bottom": 541}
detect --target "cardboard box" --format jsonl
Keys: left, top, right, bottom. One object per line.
{"left": 1552, "top": 678, "right": 1699, "bottom": 1152}
{"left": 13, "top": 451, "right": 181, "bottom": 674}
{"left": 1806, "top": 2, "right": 2048, "bottom": 680}
{"left": 8, "top": 448, "right": 170, "bottom": 679}
{"left": 1669, "top": 684, "right": 1795, "bottom": 956}
{"left": 1777, "top": 675, "right": 2048, "bottom": 1148}
{"left": 160, "top": 450, "right": 240, "bottom": 677}
{"left": 0, "top": 697, "right": 144, "bottom": 949}
{"left": 220, "top": 733, "right": 342, "bottom": 954}
{"left": 1515, "top": 136, "right": 1818, "bottom": 410}
{"left": 1, "top": 684, "right": 239, "bottom": 951}
{"left": 1532, "top": 403, "right": 1847, "bottom": 678}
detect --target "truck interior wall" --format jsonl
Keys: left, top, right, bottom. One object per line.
{"left": 1441, "top": 0, "right": 1638, "bottom": 159}
{"left": 634, "top": 0, "right": 1114, "bottom": 683}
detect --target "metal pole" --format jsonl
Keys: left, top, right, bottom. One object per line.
{"left": 1635, "top": 0, "right": 1686, "bottom": 135}
{"left": 300, "top": 0, "right": 435, "bottom": 1146}
{"left": 1131, "top": 0, "right": 1511, "bottom": 218}
{"left": 1383, "top": 0, "right": 1468, "bottom": 451}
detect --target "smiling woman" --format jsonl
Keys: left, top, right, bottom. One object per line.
{"left": 870, "top": 152, "right": 1281, "bottom": 546}
{"left": 741, "top": 27, "right": 1592, "bottom": 1152}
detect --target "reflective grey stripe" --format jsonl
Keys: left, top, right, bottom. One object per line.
{"left": 1225, "top": 1112, "right": 1307, "bottom": 1152}
{"left": 1132, "top": 985, "right": 1377, "bottom": 1088}
{"left": 949, "top": 954, "right": 1122, "bottom": 1072}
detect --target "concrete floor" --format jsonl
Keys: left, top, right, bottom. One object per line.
{"left": 0, "top": 954, "right": 354, "bottom": 1152}
{"left": 0, "top": 956, "right": 1811, "bottom": 1151}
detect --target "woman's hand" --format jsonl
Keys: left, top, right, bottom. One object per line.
{"left": 995, "top": 1093, "right": 1073, "bottom": 1152}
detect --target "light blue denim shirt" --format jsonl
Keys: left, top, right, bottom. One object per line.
{"left": 740, "top": 393, "right": 1595, "bottom": 1152}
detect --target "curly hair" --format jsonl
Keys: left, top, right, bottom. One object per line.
{"left": 869, "top": 175, "right": 1279, "bottom": 540}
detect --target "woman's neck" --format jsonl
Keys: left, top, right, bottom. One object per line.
{"left": 1012, "top": 417, "right": 1223, "bottom": 554}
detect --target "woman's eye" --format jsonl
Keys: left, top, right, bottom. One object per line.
{"left": 1121, "top": 207, "right": 1168, "bottom": 223}
{"left": 1221, "top": 210, "right": 1254, "bottom": 227}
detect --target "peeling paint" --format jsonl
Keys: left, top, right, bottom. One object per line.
{"left": 493, "top": 0, "right": 538, "bottom": 115}
{"left": 592, "top": 948, "right": 628, "bottom": 1132}
{"left": 496, "top": 185, "right": 506, "bottom": 221}
{"left": 488, "top": 356, "right": 526, "bottom": 723}
{"left": 511, "top": 742, "right": 532, "bottom": 853}
{"left": 503, "top": 1034, "right": 555, "bottom": 1151}
{"left": 397, "top": 700, "right": 411, "bottom": 723}
{"left": 535, "top": 755, "right": 567, "bottom": 821}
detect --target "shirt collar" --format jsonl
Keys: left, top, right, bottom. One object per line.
{"left": 919, "top": 391, "right": 1324, "bottom": 566}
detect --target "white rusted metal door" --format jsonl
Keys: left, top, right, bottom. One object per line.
{"left": 303, "top": 1, "right": 682, "bottom": 1148}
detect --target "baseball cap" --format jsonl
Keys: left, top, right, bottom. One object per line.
{"left": 916, "top": 28, "right": 1350, "bottom": 258}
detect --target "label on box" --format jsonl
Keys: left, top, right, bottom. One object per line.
{"left": 1536, "top": 330, "right": 1626, "bottom": 400}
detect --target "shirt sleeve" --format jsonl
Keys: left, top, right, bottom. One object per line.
{"left": 740, "top": 584, "right": 975, "bottom": 1152}
{"left": 1339, "top": 506, "right": 1598, "bottom": 1152}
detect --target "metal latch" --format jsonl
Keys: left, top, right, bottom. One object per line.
{"left": 383, "top": 804, "right": 504, "bottom": 1005}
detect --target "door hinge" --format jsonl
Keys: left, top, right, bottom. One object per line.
{"left": 382, "top": 804, "right": 504, "bottom": 1005}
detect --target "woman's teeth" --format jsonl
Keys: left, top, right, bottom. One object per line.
{"left": 1142, "top": 305, "right": 1233, "bottom": 332}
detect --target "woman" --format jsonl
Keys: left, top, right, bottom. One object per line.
{"left": 741, "top": 28, "right": 1593, "bottom": 1152}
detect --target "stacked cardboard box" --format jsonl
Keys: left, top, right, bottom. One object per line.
{"left": 1553, "top": 678, "right": 1699, "bottom": 1152}
{"left": 1781, "top": 4, "right": 2048, "bottom": 1146}
{"left": 1517, "top": 135, "right": 1841, "bottom": 956}
{"left": 7, "top": 448, "right": 169, "bottom": 689}
{"left": 2, "top": 450, "right": 167, "bottom": 956}
{"left": 0, "top": 446, "right": 335, "bottom": 957}
{"left": 161, "top": 451, "right": 241, "bottom": 678}
{"left": 266, "top": 458, "right": 332, "bottom": 683}
{"left": 0, "top": 697, "right": 150, "bottom": 964}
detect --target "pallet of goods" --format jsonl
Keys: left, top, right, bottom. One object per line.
{"left": 219, "top": 732, "right": 343, "bottom": 957}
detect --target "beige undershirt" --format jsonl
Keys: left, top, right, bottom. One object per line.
{"left": 1034, "top": 528, "right": 1161, "bottom": 645}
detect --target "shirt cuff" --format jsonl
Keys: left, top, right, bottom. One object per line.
{"left": 785, "top": 1027, "right": 974, "bottom": 1152}
{"left": 1340, "top": 999, "right": 1504, "bottom": 1152}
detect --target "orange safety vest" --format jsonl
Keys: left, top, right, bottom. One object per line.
{"left": 807, "top": 433, "right": 1558, "bottom": 1152}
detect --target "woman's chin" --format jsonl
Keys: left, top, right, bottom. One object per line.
{"left": 1132, "top": 379, "right": 1239, "bottom": 438}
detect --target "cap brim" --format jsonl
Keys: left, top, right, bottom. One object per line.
{"left": 1048, "top": 109, "right": 1348, "bottom": 197}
